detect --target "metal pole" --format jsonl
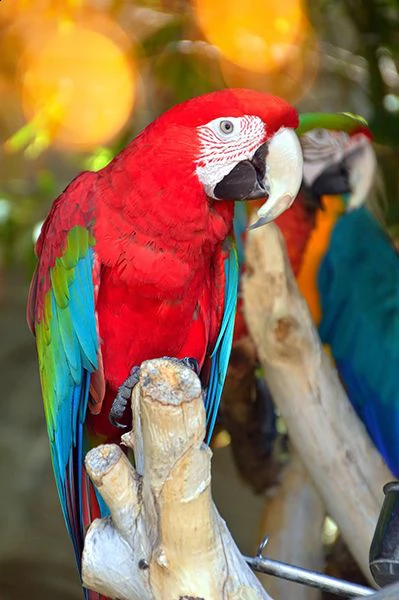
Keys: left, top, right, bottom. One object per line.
{"left": 244, "top": 537, "right": 376, "bottom": 598}
{"left": 245, "top": 555, "right": 375, "bottom": 597}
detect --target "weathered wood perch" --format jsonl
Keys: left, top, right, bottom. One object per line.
{"left": 242, "top": 221, "right": 392, "bottom": 584}
{"left": 81, "top": 358, "right": 271, "bottom": 600}
{"left": 258, "top": 454, "right": 325, "bottom": 600}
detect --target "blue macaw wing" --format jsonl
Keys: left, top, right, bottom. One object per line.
{"left": 204, "top": 241, "right": 239, "bottom": 443}
{"left": 318, "top": 206, "right": 399, "bottom": 474}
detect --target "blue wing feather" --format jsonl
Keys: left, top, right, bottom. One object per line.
{"left": 204, "top": 242, "right": 239, "bottom": 443}
{"left": 49, "top": 249, "right": 98, "bottom": 553}
{"left": 33, "top": 231, "right": 108, "bottom": 600}
{"left": 318, "top": 206, "right": 399, "bottom": 474}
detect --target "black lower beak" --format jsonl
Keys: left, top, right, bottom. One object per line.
{"left": 213, "top": 142, "right": 269, "bottom": 201}
{"left": 304, "top": 160, "right": 352, "bottom": 209}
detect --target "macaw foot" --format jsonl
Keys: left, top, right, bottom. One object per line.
{"left": 162, "top": 356, "right": 200, "bottom": 376}
{"left": 109, "top": 366, "right": 141, "bottom": 429}
{"left": 109, "top": 357, "right": 200, "bottom": 429}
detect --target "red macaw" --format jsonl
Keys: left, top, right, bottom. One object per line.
{"left": 27, "top": 89, "right": 306, "bottom": 598}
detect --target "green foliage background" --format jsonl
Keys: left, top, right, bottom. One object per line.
{"left": 0, "top": 0, "right": 399, "bottom": 272}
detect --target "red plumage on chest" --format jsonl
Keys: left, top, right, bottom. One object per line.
{"left": 96, "top": 245, "right": 217, "bottom": 390}
{"left": 86, "top": 146, "right": 234, "bottom": 437}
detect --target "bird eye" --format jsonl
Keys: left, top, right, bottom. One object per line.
{"left": 219, "top": 120, "right": 234, "bottom": 135}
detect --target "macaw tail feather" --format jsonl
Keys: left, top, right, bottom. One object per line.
{"left": 80, "top": 428, "right": 111, "bottom": 599}
{"left": 81, "top": 467, "right": 109, "bottom": 600}
{"left": 79, "top": 442, "right": 111, "bottom": 600}
{"left": 49, "top": 371, "right": 110, "bottom": 599}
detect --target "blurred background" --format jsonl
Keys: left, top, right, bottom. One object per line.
{"left": 1, "top": 0, "right": 399, "bottom": 598}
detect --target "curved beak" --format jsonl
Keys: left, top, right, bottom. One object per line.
{"left": 250, "top": 128, "right": 303, "bottom": 229}
{"left": 214, "top": 128, "right": 303, "bottom": 229}
{"left": 345, "top": 135, "right": 376, "bottom": 209}
{"left": 302, "top": 133, "right": 376, "bottom": 210}
{"left": 302, "top": 160, "right": 352, "bottom": 210}
{"left": 213, "top": 143, "right": 270, "bottom": 201}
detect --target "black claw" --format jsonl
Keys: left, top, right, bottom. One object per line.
{"left": 182, "top": 357, "right": 200, "bottom": 375}
{"left": 109, "top": 361, "right": 199, "bottom": 429}
{"left": 109, "top": 393, "right": 128, "bottom": 428}
{"left": 109, "top": 412, "right": 127, "bottom": 429}
{"left": 109, "top": 366, "right": 141, "bottom": 428}
{"left": 160, "top": 356, "right": 200, "bottom": 375}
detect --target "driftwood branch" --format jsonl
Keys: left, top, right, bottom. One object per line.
{"left": 258, "top": 453, "right": 325, "bottom": 600}
{"left": 82, "top": 358, "right": 271, "bottom": 600}
{"left": 242, "top": 222, "right": 392, "bottom": 583}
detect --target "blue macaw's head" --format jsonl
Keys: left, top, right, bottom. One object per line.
{"left": 297, "top": 112, "right": 375, "bottom": 211}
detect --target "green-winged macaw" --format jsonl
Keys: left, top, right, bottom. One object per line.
{"left": 28, "top": 88, "right": 324, "bottom": 598}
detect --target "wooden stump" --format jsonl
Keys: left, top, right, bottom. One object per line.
{"left": 82, "top": 358, "right": 272, "bottom": 600}
{"left": 242, "top": 221, "right": 392, "bottom": 583}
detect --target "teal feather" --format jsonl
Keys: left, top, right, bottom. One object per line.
{"left": 205, "top": 241, "right": 239, "bottom": 443}
{"left": 233, "top": 203, "right": 248, "bottom": 270}
{"left": 34, "top": 228, "right": 107, "bottom": 591}
{"left": 318, "top": 206, "right": 399, "bottom": 475}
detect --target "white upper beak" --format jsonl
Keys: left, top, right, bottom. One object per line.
{"left": 347, "top": 136, "right": 376, "bottom": 209}
{"left": 250, "top": 128, "right": 304, "bottom": 229}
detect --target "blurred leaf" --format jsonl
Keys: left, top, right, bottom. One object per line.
{"left": 1, "top": 0, "right": 399, "bottom": 277}
{"left": 36, "top": 170, "right": 57, "bottom": 198}
{"left": 84, "top": 147, "right": 115, "bottom": 171}
{"left": 141, "top": 16, "right": 184, "bottom": 57}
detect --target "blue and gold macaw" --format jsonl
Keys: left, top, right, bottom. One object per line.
{"left": 301, "top": 126, "right": 399, "bottom": 476}
{"left": 231, "top": 113, "right": 399, "bottom": 479}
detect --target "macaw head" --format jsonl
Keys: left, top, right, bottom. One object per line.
{"left": 297, "top": 112, "right": 375, "bottom": 211}
{"left": 142, "top": 88, "right": 304, "bottom": 229}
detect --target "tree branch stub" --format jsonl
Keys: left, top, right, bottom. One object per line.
{"left": 82, "top": 358, "right": 271, "bottom": 600}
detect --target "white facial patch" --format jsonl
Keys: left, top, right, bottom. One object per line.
{"left": 195, "top": 115, "right": 266, "bottom": 198}
{"left": 301, "top": 129, "right": 350, "bottom": 187}
{"left": 301, "top": 129, "right": 375, "bottom": 209}
{"left": 347, "top": 135, "right": 376, "bottom": 209}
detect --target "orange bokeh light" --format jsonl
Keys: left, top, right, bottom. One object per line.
{"left": 220, "top": 21, "right": 320, "bottom": 105}
{"left": 0, "top": 0, "right": 66, "bottom": 22}
{"left": 193, "top": 0, "right": 305, "bottom": 74}
{"left": 20, "top": 22, "right": 136, "bottom": 151}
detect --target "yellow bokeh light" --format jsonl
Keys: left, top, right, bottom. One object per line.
{"left": 193, "top": 0, "right": 305, "bottom": 73}
{"left": 0, "top": 0, "right": 72, "bottom": 22}
{"left": 20, "top": 23, "right": 136, "bottom": 151}
{"left": 0, "top": 0, "right": 33, "bottom": 21}
{"left": 211, "top": 429, "right": 232, "bottom": 450}
{"left": 220, "top": 21, "right": 319, "bottom": 105}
